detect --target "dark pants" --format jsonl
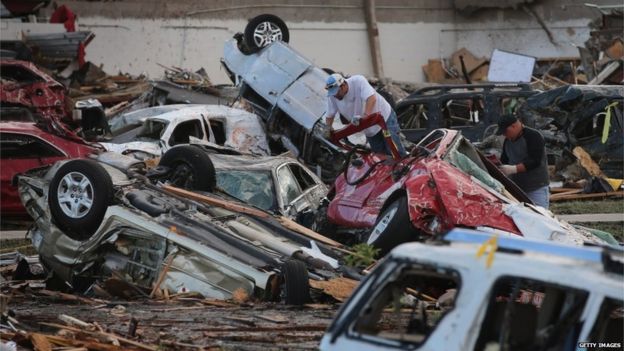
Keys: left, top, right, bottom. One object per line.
{"left": 367, "top": 110, "right": 407, "bottom": 157}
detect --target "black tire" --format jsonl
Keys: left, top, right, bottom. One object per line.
{"left": 366, "top": 196, "right": 418, "bottom": 256}
{"left": 244, "top": 14, "right": 290, "bottom": 53}
{"left": 282, "top": 260, "right": 310, "bottom": 305}
{"left": 49, "top": 159, "right": 113, "bottom": 241}
{"left": 159, "top": 145, "right": 216, "bottom": 192}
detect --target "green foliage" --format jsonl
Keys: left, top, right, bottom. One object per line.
{"left": 345, "top": 243, "right": 380, "bottom": 268}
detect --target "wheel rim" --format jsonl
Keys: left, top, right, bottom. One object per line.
{"left": 169, "top": 162, "right": 195, "bottom": 189}
{"left": 57, "top": 171, "right": 94, "bottom": 219}
{"left": 368, "top": 206, "right": 398, "bottom": 245}
{"left": 253, "top": 21, "right": 283, "bottom": 48}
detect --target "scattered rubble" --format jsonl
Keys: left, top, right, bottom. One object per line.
{"left": 422, "top": 5, "right": 623, "bottom": 87}
{"left": 1, "top": 8, "right": 622, "bottom": 351}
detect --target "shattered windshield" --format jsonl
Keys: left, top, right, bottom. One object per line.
{"left": 109, "top": 106, "right": 181, "bottom": 134}
{"left": 216, "top": 170, "right": 276, "bottom": 211}
{"left": 136, "top": 119, "right": 168, "bottom": 141}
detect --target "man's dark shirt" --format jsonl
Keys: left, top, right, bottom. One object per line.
{"left": 501, "top": 126, "right": 550, "bottom": 192}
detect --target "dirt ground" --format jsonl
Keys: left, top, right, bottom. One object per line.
{"left": 2, "top": 290, "right": 340, "bottom": 350}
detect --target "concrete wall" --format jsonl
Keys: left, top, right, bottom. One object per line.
{"left": 42, "top": 0, "right": 620, "bottom": 84}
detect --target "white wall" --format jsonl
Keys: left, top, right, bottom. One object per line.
{"left": 77, "top": 15, "right": 591, "bottom": 84}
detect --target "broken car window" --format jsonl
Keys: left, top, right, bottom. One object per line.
{"left": 474, "top": 276, "right": 589, "bottom": 351}
{"left": 501, "top": 97, "right": 527, "bottom": 116}
{"left": 0, "top": 65, "right": 44, "bottom": 83}
{"left": 399, "top": 103, "right": 429, "bottom": 130}
{"left": 277, "top": 165, "right": 302, "bottom": 205}
{"left": 109, "top": 106, "right": 180, "bottom": 134}
{"left": 137, "top": 119, "right": 168, "bottom": 141}
{"left": 588, "top": 297, "right": 623, "bottom": 344}
{"left": 0, "top": 133, "right": 64, "bottom": 158}
{"left": 169, "top": 119, "right": 204, "bottom": 146}
{"left": 216, "top": 170, "right": 276, "bottom": 211}
{"left": 351, "top": 265, "right": 459, "bottom": 347}
{"left": 442, "top": 98, "right": 485, "bottom": 128}
{"left": 289, "top": 164, "right": 317, "bottom": 192}
{"left": 209, "top": 119, "right": 226, "bottom": 145}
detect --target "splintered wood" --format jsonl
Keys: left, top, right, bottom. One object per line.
{"left": 309, "top": 277, "right": 359, "bottom": 302}
{"left": 1, "top": 293, "right": 340, "bottom": 350}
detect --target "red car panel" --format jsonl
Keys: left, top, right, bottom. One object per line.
{"left": 0, "top": 122, "right": 97, "bottom": 217}
{"left": 0, "top": 59, "right": 69, "bottom": 121}
{"left": 406, "top": 159, "right": 519, "bottom": 234}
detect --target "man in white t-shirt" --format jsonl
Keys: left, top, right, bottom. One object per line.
{"left": 324, "top": 73, "right": 407, "bottom": 157}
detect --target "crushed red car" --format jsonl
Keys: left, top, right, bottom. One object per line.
{"left": 1, "top": 59, "right": 109, "bottom": 140}
{"left": 0, "top": 121, "right": 99, "bottom": 217}
{"left": 316, "top": 113, "right": 601, "bottom": 254}
{"left": 0, "top": 59, "right": 69, "bottom": 121}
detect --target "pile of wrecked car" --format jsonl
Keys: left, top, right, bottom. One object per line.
{"left": 17, "top": 147, "right": 346, "bottom": 305}
{"left": 1, "top": 12, "right": 621, "bottom": 337}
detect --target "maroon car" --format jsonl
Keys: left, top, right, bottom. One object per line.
{"left": 1, "top": 121, "right": 98, "bottom": 217}
{"left": 318, "top": 114, "right": 533, "bottom": 255}
{"left": 0, "top": 59, "right": 69, "bottom": 122}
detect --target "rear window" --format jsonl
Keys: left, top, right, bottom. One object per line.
{"left": 474, "top": 276, "right": 589, "bottom": 350}
{"left": 0, "top": 133, "right": 64, "bottom": 158}
{"left": 0, "top": 65, "right": 45, "bottom": 83}
{"left": 216, "top": 170, "right": 276, "bottom": 211}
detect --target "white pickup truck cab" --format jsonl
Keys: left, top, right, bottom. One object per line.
{"left": 321, "top": 229, "right": 623, "bottom": 351}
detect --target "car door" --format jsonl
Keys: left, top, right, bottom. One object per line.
{"left": 287, "top": 162, "right": 327, "bottom": 211}
{"left": 275, "top": 164, "right": 306, "bottom": 218}
{"left": 1, "top": 132, "right": 67, "bottom": 214}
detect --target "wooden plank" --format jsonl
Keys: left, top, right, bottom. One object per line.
{"left": 550, "top": 191, "right": 624, "bottom": 202}
{"left": 161, "top": 185, "right": 268, "bottom": 218}
{"left": 30, "top": 333, "right": 53, "bottom": 351}
{"left": 40, "top": 323, "right": 157, "bottom": 351}
{"left": 469, "top": 63, "right": 489, "bottom": 81}
{"left": 550, "top": 189, "right": 583, "bottom": 199}
{"left": 149, "top": 252, "right": 177, "bottom": 298}
{"left": 450, "top": 47, "right": 487, "bottom": 74}
{"left": 276, "top": 217, "right": 344, "bottom": 248}
{"left": 161, "top": 185, "right": 345, "bottom": 248}
{"left": 572, "top": 146, "right": 604, "bottom": 177}
{"left": 550, "top": 187, "right": 582, "bottom": 193}
{"left": 423, "top": 59, "right": 445, "bottom": 83}
{"left": 588, "top": 61, "right": 621, "bottom": 85}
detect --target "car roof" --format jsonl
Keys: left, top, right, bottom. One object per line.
{"left": 399, "top": 83, "right": 538, "bottom": 103}
{"left": 0, "top": 121, "right": 45, "bottom": 133}
{"left": 135, "top": 104, "right": 260, "bottom": 127}
{"left": 390, "top": 228, "right": 623, "bottom": 287}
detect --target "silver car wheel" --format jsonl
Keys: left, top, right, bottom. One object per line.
{"left": 57, "top": 171, "right": 94, "bottom": 219}
{"left": 253, "top": 21, "right": 283, "bottom": 48}
{"left": 368, "top": 206, "right": 398, "bottom": 245}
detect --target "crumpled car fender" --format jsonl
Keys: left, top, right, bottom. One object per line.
{"left": 404, "top": 159, "right": 520, "bottom": 235}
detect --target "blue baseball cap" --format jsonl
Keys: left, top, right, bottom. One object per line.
{"left": 325, "top": 73, "right": 345, "bottom": 96}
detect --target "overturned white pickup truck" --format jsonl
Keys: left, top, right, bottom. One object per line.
{"left": 102, "top": 104, "right": 270, "bottom": 158}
